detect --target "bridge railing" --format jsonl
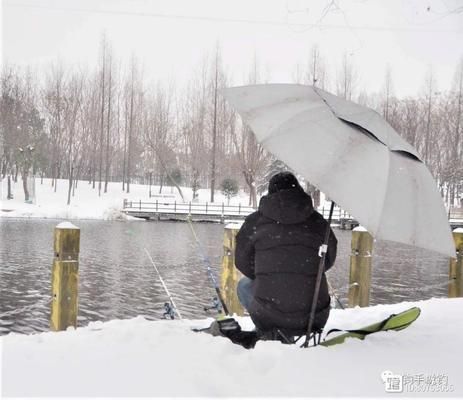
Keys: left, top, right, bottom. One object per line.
{"left": 317, "top": 206, "right": 354, "bottom": 221}
{"left": 122, "top": 199, "right": 359, "bottom": 220}
{"left": 122, "top": 199, "right": 256, "bottom": 216}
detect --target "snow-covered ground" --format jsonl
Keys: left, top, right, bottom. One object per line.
{"left": 1, "top": 297, "right": 462, "bottom": 397}
{"left": 3, "top": 177, "right": 459, "bottom": 397}
{"left": 0, "top": 177, "right": 259, "bottom": 220}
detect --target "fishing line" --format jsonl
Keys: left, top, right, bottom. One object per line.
{"left": 327, "top": 279, "right": 345, "bottom": 309}
{"left": 144, "top": 247, "right": 183, "bottom": 320}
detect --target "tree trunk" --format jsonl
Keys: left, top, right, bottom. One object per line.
{"left": 210, "top": 49, "right": 219, "bottom": 203}
{"left": 98, "top": 46, "right": 106, "bottom": 197}
{"left": 122, "top": 95, "right": 128, "bottom": 192}
{"left": 104, "top": 61, "right": 112, "bottom": 194}
{"left": 244, "top": 172, "right": 257, "bottom": 208}
{"left": 126, "top": 78, "right": 134, "bottom": 194}
{"left": 159, "top": 175, "right": 164, "bottom": 194}
{"left": 72, "top": 170, "right": 77, "bottom": 197}
{"left": 1, "top": 158, "right": 7, "bottom": 178}
{"left": 7, "top": 175, "right": 13, "bottom": 199}
{"left": 67, "top": 165, "right": 73, "bottom": 206}
{"left": 22, "top": 170, "right": 29, "bottom": 202}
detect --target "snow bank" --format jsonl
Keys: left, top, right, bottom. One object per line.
{"left": 2, "top": 298, "right": 462, "bottom": 397}
{"left": 0, "top": 178, "right": 253, "bottom": 221}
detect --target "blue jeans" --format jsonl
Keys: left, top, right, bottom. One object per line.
{"left": 237, "top": 276, "right": 255, "bottom": 311}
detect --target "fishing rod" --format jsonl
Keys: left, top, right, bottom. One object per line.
{"left": 144, "top": 247, "right": 183, "bottom": 320}
{"left": 186, "top": 216, "right": 230, "bottom": 316}
{"left": 302, "top": 200, "right": 336, "bottom": 348}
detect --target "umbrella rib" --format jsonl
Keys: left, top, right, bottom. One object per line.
{"left": 338, "top": 117, "right": 387, "bottom": 147}
{"left": 313, "top": 86, "right": 421, "bottom": 159}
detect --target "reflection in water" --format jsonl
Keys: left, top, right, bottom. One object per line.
{"left": 0, "top": 219, "right": 449, "bottom": 335}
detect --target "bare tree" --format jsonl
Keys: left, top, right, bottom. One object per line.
{"left": 231, "top": 118, "right": 266, "bottom": 207}
{"left": 181, "top": 63, "right": 209, "bottom": 200}
{"left": 43, "top": 63, "right": 66, "bottom": 192}
{"left": 307, "top": 45, "right": 327, "bottom": 89}
{"left": 337, "top": 52, "right": 359, "bottom": 100}
{"left": 0, "top": 67, "right": 45, "bottom": 200}
{"left": 144, "top": 82, "right": 185, "bottom": 200}
{"left": 104, "top": 45, "right": 115, "bottom": 193}
{"left": 382, "top": 65, "right": 394, "bottom": 122}
{"left": 97, "top": 37, "right": 107, "bottom": 196}
{"left": 442, "top": 59, "right": 463, "bottom": 205}
{"left": 125, "top": 57, "right": 137, "bottom": 194}
{"left": 423, "top": 67, "right": 436, "bottom": 166}
{"left": 210, "top": 44, "right": 220, "bottom": 202}
{"left": 230, "top": 56, "right": 268, "bottom": 207}
{"left": 63, "top": 71, "right": 83, "bottom": 205}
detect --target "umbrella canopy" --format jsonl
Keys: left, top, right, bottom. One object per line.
{"left": 222, "top": 84, "right": 455, "bottom": 258}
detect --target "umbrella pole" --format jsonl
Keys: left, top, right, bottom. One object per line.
{"left": 302, "top": 201, "right": 335, "bottom": 348}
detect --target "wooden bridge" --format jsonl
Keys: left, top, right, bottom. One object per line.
{"left": 122, "top": 199, "right": 359, "bottom": 226}
{"left": 122, "top": 199, "right": 256, "bottom": 222}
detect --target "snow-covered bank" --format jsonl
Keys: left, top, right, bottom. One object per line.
{"left": 0, "top": 178, "right": 256, "bottom": 221}
{"left": 2, "top": 298, "right": 462, "bottom": 397}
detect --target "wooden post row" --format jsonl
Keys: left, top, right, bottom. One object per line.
{"left": 348, "top": 227, "right": 374, "bottom": 308}
{"left": 220, "top": 224, "right": 244, "bottom": 316}
{"left": 50, "top": 222, "right": 80, "bottom": 331}
{"left": 449, "top": 228, "right": 463, "bottom": 298}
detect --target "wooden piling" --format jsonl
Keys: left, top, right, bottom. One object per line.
{"left": 449, "top": 228, "right": 463, "bottom": 298}
{"left": 50, "top": 222, "right": 80, "bottom": 331}
{"left": 220, "top": 224, "right": 244, "bottom": 316}
{"left": 348, "top": 227, "right": 374, "bottom": 307}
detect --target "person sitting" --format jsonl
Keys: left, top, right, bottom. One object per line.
{"left": 235, "top": 172, "right": 337, "bottom": 341}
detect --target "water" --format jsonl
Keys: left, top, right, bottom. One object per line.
{"left": 0, "top": 219, "right": 450, "bottom": 335}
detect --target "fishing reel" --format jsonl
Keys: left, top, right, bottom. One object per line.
{"left": 162, "top": 302, "right": 176, "bottom": 320}
{"left": 203, "top": 296, "right": 222, "bottom": 314}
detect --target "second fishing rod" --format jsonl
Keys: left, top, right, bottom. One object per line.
{"left": 186, "top": 216, "right": 230, "bottom": 316}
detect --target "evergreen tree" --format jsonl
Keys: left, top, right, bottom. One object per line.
{"left": 220, "top": 177, "right": 239, "bottom": 205}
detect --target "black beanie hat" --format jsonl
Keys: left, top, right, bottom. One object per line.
{"left": 268, "top": 172, "right": 304, "bottom": 194}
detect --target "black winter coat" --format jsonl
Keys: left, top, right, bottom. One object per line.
{"left": 235, "top": 188, "right": 337, "bottom": 332}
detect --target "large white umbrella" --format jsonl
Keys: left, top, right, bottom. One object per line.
{"left": 222, "top": 84, "right": 455, "bottom": 258}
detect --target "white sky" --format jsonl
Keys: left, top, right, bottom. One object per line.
{"left": 2, "top": 0, "right": 463, "bottom": 97}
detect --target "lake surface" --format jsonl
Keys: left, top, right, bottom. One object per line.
{"left": 0, "top": 219, "right": 450, "bottom": 335}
